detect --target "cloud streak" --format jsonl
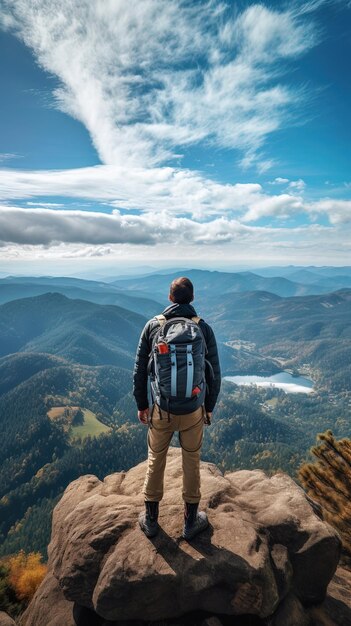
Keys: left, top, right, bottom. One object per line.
{"left": 1, "top": 204, "right": 349, "bottom": 269}
{"left": 0, "top": 204, "right": 344, "bottom": 250}
{"left": 2, "top": 0, "right": 318, "bottom": 169}
{"left": 2, "top": 204, "right": 283, "bottom": 247}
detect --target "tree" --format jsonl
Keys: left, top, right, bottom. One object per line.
{"left": 298, "top": 429, "right": 351, "bottom": 553}
{"left": 7, "top": 550, "right": 47, "bottom": 602}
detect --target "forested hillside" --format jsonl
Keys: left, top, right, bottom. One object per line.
{"left": 0, "top": 284, "right": 350, "bottom": 560}
{"left": 0, "top": 349, "right": 143, "bottom": 557}
{"left": 0, "top": 292, "right": 146, "bottom": 367}
{"left": 205, "top": 289, "right": 351, "bottom": 392}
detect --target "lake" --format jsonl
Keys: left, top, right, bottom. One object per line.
{"left": 223, "top": 372, "right": 314, "bottom": 394}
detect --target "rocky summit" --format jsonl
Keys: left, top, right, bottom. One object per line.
{"left": 19, "top": 448, "right": 348, "bottom": 626}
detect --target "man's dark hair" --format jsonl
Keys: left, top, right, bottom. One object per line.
{"left": 170, "top": 276, "right": 194, "bottom": 304}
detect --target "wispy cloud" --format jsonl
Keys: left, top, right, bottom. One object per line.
{"left": 288, "top": 179, "right": 306, "bottom": 193}
{"left": 0, "top": 164, "right": 265, "bottom": 216}
{"left": 1, "top": 164, "right": 350, "bottom": 225}
{"left": 2, "top": 0, "right": 319, "bottom": 170}
{"left": 0, "top": 153, "right": 21, "bottom": 162}
{"left": 26, "top": 201, "right": 65, "bottom": 208}
{"left": 269, "top": 177, "right": 290, "bottom": 185}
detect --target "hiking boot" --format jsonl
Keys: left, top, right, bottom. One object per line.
{"left": 182, "top": 502, "right": 208, "bottom": 540}
{"left": 138, "top": 500, "right": 159, "bottom": 538}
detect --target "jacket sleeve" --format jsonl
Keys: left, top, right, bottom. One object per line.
{"left": 203, "top": 323, "right": 221, "bottom": 412}
{"left": 133, "top": 323, "right": 151, "bottom": 410}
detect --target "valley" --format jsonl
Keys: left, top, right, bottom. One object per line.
{"left": 0, "top": 267, "right": 350, "bottom": 560}
{"left": 224, "top": 371, "right": 314, "bottom": 393}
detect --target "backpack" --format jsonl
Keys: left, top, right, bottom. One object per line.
{"left": 148, "top": 314, "right": 208, "bottom": 416}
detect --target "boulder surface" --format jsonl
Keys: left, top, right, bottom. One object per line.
{"left": 0, "top": 612, "right": 16, "bottom": 626}
{"left": 20, "top": 448, "right": 343, "bottom": 625}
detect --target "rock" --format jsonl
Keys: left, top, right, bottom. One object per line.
{"left": 18, "top": 570, "right": 75, "bottom": 626}
{"left": 20, "top": 448, "right": 341, "bottom": 625}
{"left": 266, "top": 592, "right": 311, "bottom": 626}
{"left": 307, "top": 565, "right": 351, "bottom": 626}
{"left": 0, "top": 612, "right": 16, "bottom": 626}
{"left": 225, "top": 469, "right": 341, "bottom": 605}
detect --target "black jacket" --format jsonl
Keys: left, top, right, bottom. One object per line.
{"left": 133, "top": 302, "right": 221, "bottom": 412}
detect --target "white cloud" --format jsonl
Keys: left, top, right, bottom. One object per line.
{"left": 269, "top": 177, "right": 290, "bottom": 184}
{"left": 0, "top": 164, "right": 264, "bottom": 217}
{"left": 242, "top": 194, "right": 305, "bottom": 222}
{"left": 1, "top": 164, "right": 350, "bottom": 226}
{"left": 0, "top": 153, "right": 21, "bottom": 162}
{"left": 1, "top": 0, "right": 319, "bottom": 170}
{"left": 0, "top": 203, "right": 344, "bottom": 248}
{"left": 0, "top": 204, "right": 325, "bottom": 247}
{"left": 1, "top": 205, "right": 349, "bottom": 268}
{"left": 288, "top": 178, "right": 306, "bottom": 192}
{"left": 234, "top": 4, "right": 316, "bottom": 60}
{"left": 26, "top": 201, "right": 65, "bottom": 208}
{"left": 295, "top": 0, "right": 326, "bottom": 15}
{"left": 308, "top": 199, "right": 351, "bottom": 224}
{"left": 0, "top": 205, "right": 260, "bottom": 246}
{"left": 1, "top": 0, "right": 349, "bottom": 267}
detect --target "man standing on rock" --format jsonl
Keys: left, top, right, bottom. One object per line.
{"left": 133, "top": 276, "right": 221, "bottom": 540}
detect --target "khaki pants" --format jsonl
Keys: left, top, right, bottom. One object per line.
{"left": 143, "top": 404, "right": 204, "bottom": 504}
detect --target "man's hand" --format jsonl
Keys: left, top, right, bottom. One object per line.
{"left": 204, "top": 411, "right": 212, "bottom": 426}
{"left": 138, "top": 408, "right": 150, "bottom": 425}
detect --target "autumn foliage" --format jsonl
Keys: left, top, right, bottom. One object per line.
{"left": 298, "top": 429, "right": 351, "bottom": 553}
{"left": 7, "top": 550, "right": 47, "bottom": 602}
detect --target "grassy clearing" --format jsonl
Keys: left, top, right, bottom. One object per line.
{"left": 47, "top": 406, "right": 111, "bottom": 441}
{"left": 264, "top": 397, "right": 279, "bottom": 408}
{"left": 69, "top": 408, "right": 111, "bottom": 441}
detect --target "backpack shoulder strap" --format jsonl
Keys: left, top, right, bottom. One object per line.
{"left": 148, "top": 315, "right": 167, "bottom": 370}
{"left": 155, "top": 314, "right": 167, "bottom": 327}
{"left": 191, "top": 316, "right": 201, "bottom": 324}
{"left": 192, "top": 315, "right": 208, "bottom": 354}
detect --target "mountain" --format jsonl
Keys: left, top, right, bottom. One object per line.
{"left": 111, "top": 267, "right": 351, "bottom": 301}
{"left": 252, "top": 265, "right": 351, "bottom": 279}
{"left": 0, "top": 352, "right": 65, "bottom": 396}
{"left": 111, "top": 268, "right": 311, "bottom": 297}
{"left": 207, "top": 289, "right": 351, "bottom": 391}
{"left": 279, "top": 270, "right": 351, "bottom": 291}
{"left": 0, "top": 275, "right": 162, "bottom": 317}
{"left": 209, "top": 289, "right": 351, "bottom": 341}
{"left": 1, "top": 282, "right": 351, "bottom": 560}
{"left": 0, "top": 293, "right": 150, "bottom": 558}
{"left": 0, "top": 292, "right": 147, "bottom": 367}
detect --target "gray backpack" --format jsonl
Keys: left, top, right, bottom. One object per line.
{"left": 148, "top": 315, "right": 208, "bottom": 417}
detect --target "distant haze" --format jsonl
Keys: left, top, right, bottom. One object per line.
{"left": 1, "top": 263, "right": 351, "bottom": 283}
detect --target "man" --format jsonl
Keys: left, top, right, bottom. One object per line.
{"left": 133, "top": 276, "right": 221, "bottom": 540}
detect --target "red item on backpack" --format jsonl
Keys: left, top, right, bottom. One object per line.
{"left": 192, "top": 386, "right": 201, "bottom": 396}
{"left": 157, "top": 342, "right": 169, "bottom": 354}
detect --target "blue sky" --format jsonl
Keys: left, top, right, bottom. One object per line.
{"left": 0, "top": 0, "right": 350, "bottom": 274}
